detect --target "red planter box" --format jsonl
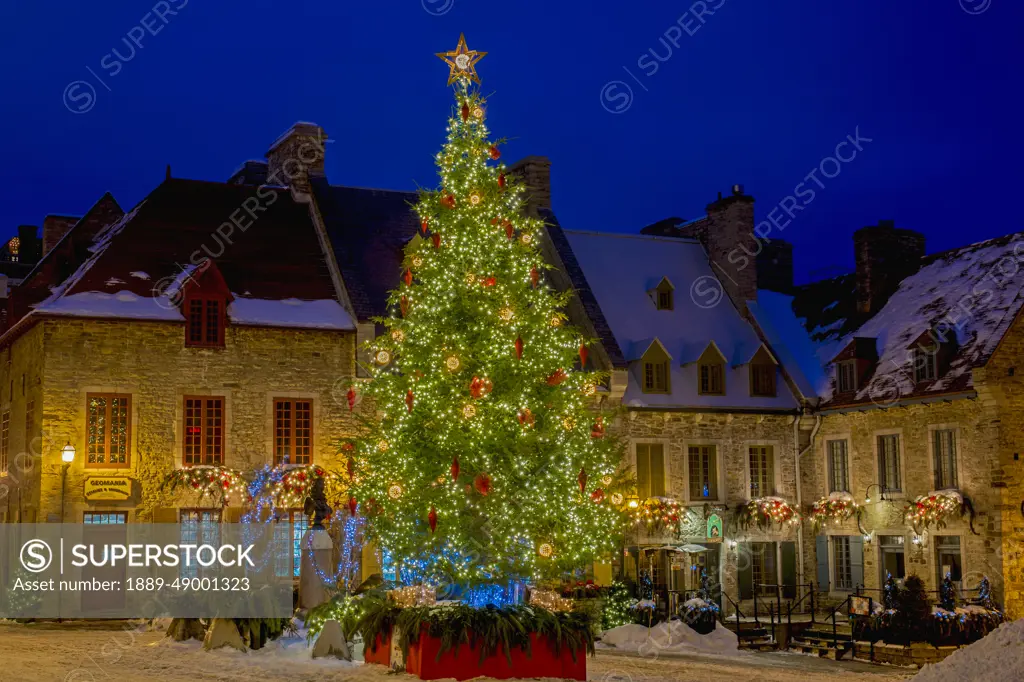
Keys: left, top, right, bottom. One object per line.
{"left": 365, "top": 626, "right": 586, "bottom": 681}
{"left": 364, "top": 632, "right": 391, "bottom": 666}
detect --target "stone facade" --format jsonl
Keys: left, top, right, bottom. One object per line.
{"left": 0, "top": 317, "right": 357, "bottom": 527}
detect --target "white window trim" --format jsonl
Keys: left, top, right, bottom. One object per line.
{"left": 684, "top": 439, "right": 725, "bottom": 504}
{"left": 631, "top": 439, "right": 672, "bottom": 499}
{"left": 933, "top": 531, "right": 966, "bottom": 591}
{"left": 871, "top": 428, "right": 905, "bottom": 499}
{"left": 826, "top": 532, "right": 855, "bottom": 595}
{"left": 876, "top": 530, "right": 908, "bottom": 585}
{"left": 822, "top": 433, "right": 852, "bottom": 495}
{"left": 743, "top": 440, "right": 782, "bottom": 501}
{"left": 927, "top": 423, "right": 961, "bottom": 492}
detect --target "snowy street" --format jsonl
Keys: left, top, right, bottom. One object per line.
{"left": 0, "top": 623, "right": 908, "bottom": 682}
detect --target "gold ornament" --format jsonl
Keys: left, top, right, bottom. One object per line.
{"left": 472, "top": 106, "right": 485, "bottom": 120}
{"left": 445, "top": 355, "right": 461, "bottom": 372}
{"left": 374, "top": 349, "right": 391, "bottom": 365}
{"left": 538, "top": 542, "right": 554, "bottom": 558}
{"left": 601, "top": 474, "right": 613, "bottom": 486}
{"left": 391, "top": 329, "right": 405, "bottom": 343}
{"left": 498, "top": 306, "right": 515, "bottom": 322}
{"left": 469, "top": 190, "right": 483, "bottom": 206}
{"left": 521, "top": 233, "right": 534, "bottom": 245}
{"left": 412, "top": 255, "right": 424, "bottom": 268}
{"left": 388, "top": 484, "right": 404, "bottom": 500}
{"left": 582, "top": 383, "right": 597, "bottom": 396}
{"left": 611, "top": 492, "right": 624, "bottom": 505}
{"left": 436, "top": 33, "right": 487, "bottom": 86}
{"left": 562, "top": 416, "right": 576, "bottom": 431}
{"left": 550, "top": 315, "right": 563, "bottom": 327}
{"left": 465, "top": 272, "right": 477, "bottom": 285}
{"left": 462, "top": 403, "right": 477, "bottom": 419}
{"left": 377, "top": 439, "right": 390, "bottom": 453}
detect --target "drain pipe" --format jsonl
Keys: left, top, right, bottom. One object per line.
{"left": 794, "top": 412, "right": 821, "bottom": 588}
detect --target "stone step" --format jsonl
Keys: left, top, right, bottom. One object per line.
{"left": 789, "top": 638, "right": 852, "bottom": 660}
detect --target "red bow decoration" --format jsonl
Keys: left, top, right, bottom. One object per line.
{"left": 474, "top": 472, "right": 491, "bottom": 496}
{"left": 591, "top": 416, "right": 606, "bottom": 439}
{"left": 469, "top": 376, "right": 493, "bottom": 399}
{"left": 346, "top": 387, "right": 357, "bottom": 411}
{"left": 591, "top": 488, "right": 605, "bottom": 503}
{"left": 481, "top": 276, "right": 496, "bottom": 287}
{"left": 547, "top": 369, "right": 568, "bottom": 386}
{"left": 518, "top": 408, "right": 534, "bottom": 428}
{"left": 489, "top": 145, "right": 501, "bottom": 160}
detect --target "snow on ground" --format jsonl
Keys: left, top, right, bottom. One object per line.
{"left": 600, "top": 622, "right": 739, "bottom": 656}
{"left": 913, "top": 618, "right": 1024, "bottom": 682}
{"left": 0, "top": 622, "right": 907, "bottom": 682}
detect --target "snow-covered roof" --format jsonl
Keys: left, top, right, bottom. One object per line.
{"left": 563, "top": 231, "right": 799, "bottom": 410}
{"left": 819, "top": 231, "right": 1024, "bottom": 405}
{"left": 748, "top": 290, "right": 833, "bottom": 399}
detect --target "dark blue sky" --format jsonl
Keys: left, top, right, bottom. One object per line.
{"left": 2, "top": 0, "right": 1020, "bottom": 283}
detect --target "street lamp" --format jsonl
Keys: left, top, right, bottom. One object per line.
{"left": 60, "top": 442, "right": 75, "bottom": 522}
{"left": 864, "top": 483, "right": 887, "bottom": 505}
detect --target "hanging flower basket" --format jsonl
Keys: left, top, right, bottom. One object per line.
{"left": 808, "top": 492, "right": 865, "bottom": 533}
{"left": 737, "top": 497, "right": 800, "bottom": 531}
{"left": 160, "top": 465, "right": 246, "bottom": 506}
{"left": 905, "top": 490, "right": 977, "bottom": 534}
{"left": 631, "top": 497, "right": 683, "bottom": 533}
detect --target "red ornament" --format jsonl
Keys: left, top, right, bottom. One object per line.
{"left": 348, "top": 496, "right": 358, "bottom": 516}
{"left": 347, "top": 457, "right": 355, "bottom": 480}
{"left": 421, "top": 219, "right": 429, "bottom": 234}
{"left": 498, "top": 173, "right": 506, "bottom": 189}
{"left": 491, "top": 217, "right": 499, "bottom": 225}
{"left": 489, "top": 146, "right": 501, "bottom": 160}
{"left": 518, "top": 408, "right": 534, "bottom": 428}
{"left": 406, "top": 389, "right": 414, "bottom": 413}
{"left": 451, "top": 456, "right": 460, "bottom": 482}
{"left": 442, "top": 193, "right": 456, "bottom": 209}
{"left": 474, "top": 472, "right": 491, "bottom": 496}
{"left": 579, "top": 344, "right": 589, "bottom": 368}
{"left": 192, "top": 481, "right": 200, "bottom": 489}
{"left": 504, "top": 221, "right": 514, "bottom": 239}
{"left": 400, "top": 296, "right": 409, "bottom": 317}
{"left": 530, "top": 267, "right": 539, "bottom": 288}
{"left": 432, "top": 233, "right": 441, "bottom": 249}
{"left": 481, "top": 276, "right": 496, "bottom": 287}
{"left": 428, "top": 506, "right": 438, "bottom": 533}
{"left": 590, "top": 488, "right": 605, "bottom": 503}
{"left": 591, "top": 416, "right": 606, "bottom": 439}
{"left": 547, "top": 369, "right": 568, "bottom": 386}
{"left": 515, "top": 336, "right": 524, "bottom": 359}
{"left": 347, "top": 387, "right": 357, "bottom": 411}
{"left": 403, "top": 269, "right": 413, "bottom": 286}
{"left": 469, "top": 376, "right": 493, "bottom": 399}
{"left": 578, "top": 468, "right": 588, "bottom": 493}
{"left": 461, "top": 102, "right": 470, "bottom": 122}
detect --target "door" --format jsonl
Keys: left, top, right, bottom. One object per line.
{"left": 81, "top": 512, "right": 128, "bottom": 613}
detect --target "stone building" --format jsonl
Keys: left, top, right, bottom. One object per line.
{"left": 0, "top": 171, "right": 360, "bottom": 584}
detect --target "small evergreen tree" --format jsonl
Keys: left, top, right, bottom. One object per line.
{"left": 894, "top": 574, "right": 933, "bottom": 643}
{"left": 939, "top": 572, "right": 957, "bottom": 611}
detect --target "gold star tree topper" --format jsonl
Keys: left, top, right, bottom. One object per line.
{"left": 436, "top": 33, "right": 487, "bottom": 85}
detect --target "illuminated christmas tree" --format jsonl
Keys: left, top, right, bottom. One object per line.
{"left": 345, "top": 35, "right": 625, "bottom": 589}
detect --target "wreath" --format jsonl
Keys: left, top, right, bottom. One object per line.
{"left": 737, "top": 497, "right": 800, "bottom": 531}
{"left": 904, "top": 491, "right": 977, "bottom": 534}
{"left": 808, "top": 492, "right": 866, "bottom": 533}
{"left": 631, "top": 497, "right": 683, "bottom": 533}
{"left": 160, "top": 465, "right": 246, "bottom": 506}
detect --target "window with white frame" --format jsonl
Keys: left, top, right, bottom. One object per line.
{"left": 688, "top": 445, "right": 718, "bottom": 501}
{"left": 832, "top": 536, "right": 853, "bottom": 591}
{"left": 877, "top": 434, "right": 901, "bottom": 493}
{"left": 827, "top": 439, "right": 850, "bottom": 493}
{"left": 635, "top": 443, "right": 666, "bottom": 498}
{"left": 933, "top": 429, "right": 958, "bottom": 490}
{"left": 748, "top": 445, "right": 774, "bottom": 498}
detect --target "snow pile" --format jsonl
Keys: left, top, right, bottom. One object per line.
{"left": 600, "top": 621, "right": 739, "bottom": 656}
{"left": 913, "top": 618, "right": 1024, "bottom": 682}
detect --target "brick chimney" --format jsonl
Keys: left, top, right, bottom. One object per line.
{"left": 265, "top": 122, "right": 328, "bottom": 195}
{"left": 703, "top": 185, "right": 759, "bottom": 309}
{"left": 854, "top": 220, "right": 925, "bottom": 315}
{"left": 42, "top": 215, "right": 79, "bottom": 257}
{"left": 508, "top": 156, "right": 551, "bottom": 216}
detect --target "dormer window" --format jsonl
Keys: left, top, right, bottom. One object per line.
{"left": 697, "top": 343, "right": 726, "bottom": 396}
{"left": 639, "top": 338, "right": 672, "bottom": 394}
{"left": 179, "top": 262, "right": 231, "bottom": 349}
{"left": 749, "top": 346, "right": 778, "bottom": 397}
{"left": 837, "top": 360, "right": 857, "bottom": 392}
{"left": 649, "top": 277, "right": 675, "bottom": 311}
{"left": 913, "top": 345, "right": 938, "bottom": 383}
{"left": 187, "top": 298, "right": 225, "bottom": 347}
